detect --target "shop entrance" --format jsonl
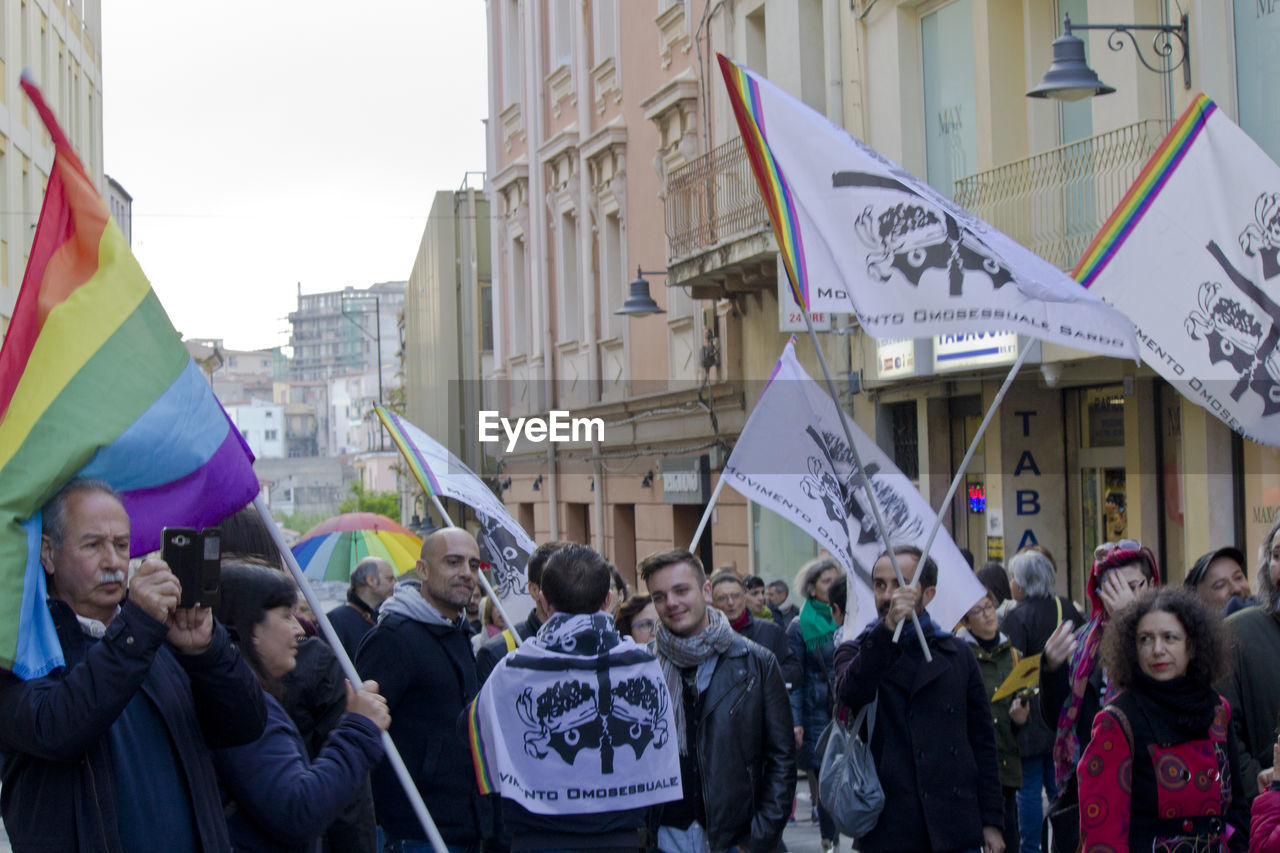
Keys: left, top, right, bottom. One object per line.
{"left": 1066, "top": 385, "right": 1127, "bottom": 596}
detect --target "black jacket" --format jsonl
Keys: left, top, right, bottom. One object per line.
{"left": 834, "top": 617, "right": 1003, "bottom": 853}
{"left": 326, "top": 600, "right": 377, "bottom": 663}
{"left": 475, "top": 611, "right": 542, "bottom": 684}
{"left": 737, "top": 610, "right": 802, "bottom": 690}
{"left": 356, "top": 612, "right": 490, "bottom": 844}
{"left": 771, "top": 603, "right": 799, "bottom": 630}
{"left": 652, "top": 634, "right": 796, "bottom": 853}
{"left": 1001, "top": 595, "right": 1083, "bottom": 757}
{"left": 0, "top": 598, "right": 267, "bottom": 853}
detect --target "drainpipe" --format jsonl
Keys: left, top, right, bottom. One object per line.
{"left": 575, "top": 0, "right": 607, "bottom": 549}
{"left": 525, "top": 0, "right": 559, "bottom": 539}
{"left": 823, "top": 0, "right": 843, "bottom": 127}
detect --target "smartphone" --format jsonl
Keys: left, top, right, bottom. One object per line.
{"left": 162, "top": 526, "right": 222, "bottom": 608}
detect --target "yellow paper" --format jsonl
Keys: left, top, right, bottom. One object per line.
{"left": 991, "top": 653, "right": 1042, "bottom": 702}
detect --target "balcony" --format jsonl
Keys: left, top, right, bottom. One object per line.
{"left": 953, "top": 119, "right": 1172, "bottom": 271}
{"left": 664, "top": 136, "right": 776, "bottom": 299}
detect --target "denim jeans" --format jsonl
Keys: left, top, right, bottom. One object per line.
{"left": 657, "top": 821, "right": 736, "bottom": 853}
{"left": 1017, "top": 753, "right": 1058, "bottom": 853}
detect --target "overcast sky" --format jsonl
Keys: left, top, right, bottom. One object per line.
{"left": 101, "top": 2, "right": 489, "bottom": 351}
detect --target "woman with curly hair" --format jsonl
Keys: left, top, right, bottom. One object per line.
{"left": 1077, "top": 588, "right": 1247, "bottom": 852}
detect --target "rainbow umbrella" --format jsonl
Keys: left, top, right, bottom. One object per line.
{"left": 291, "top": 513, "right": 422, "bottom": 581}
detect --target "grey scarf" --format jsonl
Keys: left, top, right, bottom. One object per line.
{"left": 378, "top": 580, "right": 461, "bottom": 628}
{"left": 654, "top": 606, "right": 735, "bottom": 753}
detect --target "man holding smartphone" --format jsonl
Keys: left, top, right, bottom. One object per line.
{"left": 0, "top": 477, "right": 267, "bottom": 852}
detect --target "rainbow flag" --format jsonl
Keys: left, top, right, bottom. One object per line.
{"left": 719, "top": 54, "right": 810, "bottom": 312}
{"left": 0, "top": 77, "right": 259, "bottom": 678}
{"left": 1074, "top": 94, "right": 1215, "bottom": 286}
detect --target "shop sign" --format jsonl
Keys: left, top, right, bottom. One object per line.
{"left": 660, "top": 454, "right": 710, "bottom": 505}
{"left": 875, "top": 338, "right": 916, "bottom": 380}
{"left": 933, "top": 331, "right": 1018, "bottom": 373}
{"left": 777, "top": 254, "right": 831, "bottom": 332}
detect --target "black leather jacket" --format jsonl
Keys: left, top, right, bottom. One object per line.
{"left": 654, "top": 634, "right": 797, "bottom": 853}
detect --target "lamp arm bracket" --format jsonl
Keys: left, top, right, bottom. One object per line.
{"left": 1066, "top": 14, "right": 1190, "bottom": 88}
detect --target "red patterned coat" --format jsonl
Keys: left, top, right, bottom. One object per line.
{"left": 1078, "top": 691, "right": 1248, "bottom": 852}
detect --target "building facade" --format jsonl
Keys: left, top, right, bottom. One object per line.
{"left": 0, "top": 0, "right": 103, "bottom": 334}
{"left": 288, "top": 281, "right": 404, "bottom": 388}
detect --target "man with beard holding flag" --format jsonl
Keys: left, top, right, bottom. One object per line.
{"left": 467, "top": 545, "right": 681, "bottom": 852}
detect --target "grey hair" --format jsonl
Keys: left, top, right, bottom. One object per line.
{"left": 42, "top": 478, "right": 121, "bottom": 548}
{"left": 350, "top": 557, "right": 387, "bottom": 589}
{"left": 798, "top": 556, "right": 841, "bottom": 600}
{"left": 1008, "top": 549, "right": 1056, "bottom": 599}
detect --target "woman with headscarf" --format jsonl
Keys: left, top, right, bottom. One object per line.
{"left": 1037, "top": 540, "right": 1160, "bottom": 853}
{"left": 786, "top": 556, "right": 842, "bottom": 852}
{"left": 1077, "top": 588, "right": 1246, "bottom": 851}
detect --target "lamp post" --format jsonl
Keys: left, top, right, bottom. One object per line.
{"left": 1027, "top": 13, "right": 1190, "bottom": 101}
{"left": 340, "top": 293, "right": 384, "bottom": 450}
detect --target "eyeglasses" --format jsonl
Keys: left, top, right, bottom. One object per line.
{"left": 631, "top": 619, "right": 657, "bottom": 633}
{"left": 966, "top": 602, "right": 996, "bottom": 620}
{"left": 1095, "top": 539, "right": 1141, "bottom": 560}
{"left": 713, "top": 591, "right": 744, "bottom": 605}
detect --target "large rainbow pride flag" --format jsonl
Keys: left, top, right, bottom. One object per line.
{"left": 0, "top": 77, "right": 259, "bottom": 678}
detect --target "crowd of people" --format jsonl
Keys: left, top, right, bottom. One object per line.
{"left": 7, "top": 476, "right": 1280, "bottom": 853}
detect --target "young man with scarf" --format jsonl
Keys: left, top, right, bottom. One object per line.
{"left": 642, "top": 549, "right": 796, "bottom": 853}
{"left": 833, "top": 545, "right": 1005, "bottom": 853}
{"left": 467, "top": 544, "right": 681, "bottom": 852}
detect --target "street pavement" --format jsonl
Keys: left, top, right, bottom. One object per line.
{"left": 0, "top": 785, "right": 847, "bottom": 853}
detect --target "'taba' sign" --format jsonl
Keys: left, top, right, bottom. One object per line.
{"left": 660, "top": 455, "right": 711, "bottom": 505}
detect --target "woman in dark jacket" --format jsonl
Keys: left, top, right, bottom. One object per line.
{"left": 786, "top": 556, "right": 841, "bottom": 851}
{"left": 211, "top": 561, "right": 389, "bottom": 852}
{"left": 1078, "top": 588, "right": 1246, "bottom": 852}
{"left": 1001, "top": 546, "right": 1083, "bottom": 853}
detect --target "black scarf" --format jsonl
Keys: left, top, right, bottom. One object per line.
{"left": 1132, "top": 672, "right": 1219, "bottom": 739}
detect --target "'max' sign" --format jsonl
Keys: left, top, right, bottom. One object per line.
{"left": 1000, "top": 387, "right": 1065, "bottom": 568}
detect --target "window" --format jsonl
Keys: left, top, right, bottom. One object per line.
{"left": 921, "top": 0, "right": 977, "bottom": 198}
{"left": 264, "top": 429, "right": 278, "bottom": 441}
{"left": 591, "top": 0, "right": 617, "bottom": 67}
{"left": 480, "top": 281, "right": 494, "bottom": 351}
{"left": 551, "top": 0, "right": 573, "bottom": 68}
{"left": 558, "top": 211, "right": 580, "bottom": 342}
{"left": 510, "top": 236, "right": 528, "bottom": 351}
{"left": 1234, "top": 0, "right": 1280, "bottom": 161}
{"left": 600, "top": 210, "right": 624, "bottom": 337}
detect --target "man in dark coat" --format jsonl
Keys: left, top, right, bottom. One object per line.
{"left": 326, "top": 555, "right": 396, "bottom": 660}
{"left": 0, "top": 478, "right": 267, "bottom": 852}
{"left": 475, "top": 540, "right": 569, "bottom": 684}
{"left": 710, "top": 570, "right": 802, "bottom": 688}
{"left": 834, "top": 544, "right": 1005, "bottom": 853}
{"left": 357, "top": 527, "right": 491, "bottom": 850}
{"left": 768, "top": 579, "right": 800, "bottom": 628}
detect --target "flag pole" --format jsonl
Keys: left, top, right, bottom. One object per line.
{"left": 414, "top": 464, "right": 523, "bottom": 643}
{"left": 254, "top": 494, "right": 449, "bottom": 853}
{"left": 798, "top": 313, "right": 932, "bottom": 660}
{"left": 892, "top": 336, "right": 1035, "bottom": 642}
{"left": 687, "top": 475, "right": 728, "bottom": 553}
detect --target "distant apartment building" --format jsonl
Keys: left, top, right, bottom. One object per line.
{"left": 227, "top": 402, "right": 286, "bottom": 459}
{"left": 288, "top": 281, "right": 404, "bottom": 389}
{"left": 105, "top": 174, "right": 130, "bottom": 245}
{"left": 0, "top": 0, "right": 104, "bottom": 333}
{"left": 185, "top": 338, "right": 279, "bottom": 406}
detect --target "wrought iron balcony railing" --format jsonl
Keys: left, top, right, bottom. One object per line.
{"left": 953, "top": 119, "right": 1172, "bottom": 271}
{"left": 665, "top": 136, "right": 770, "bottom": 262}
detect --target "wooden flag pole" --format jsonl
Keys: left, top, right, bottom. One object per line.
{"left": 799, "top": 313, "right": 932, "bottom": 661}
{"left": 892, "top": 336, "right": 1035, "bottom": 642}
{"left": 255, "top": 494, "right": 449, "bottom": 853}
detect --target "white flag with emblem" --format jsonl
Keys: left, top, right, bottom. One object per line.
{"left": 722, "top": 339, "right": 985, "bottom": 636}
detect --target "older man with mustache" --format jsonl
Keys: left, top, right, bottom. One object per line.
{"left": 0, "top": 477, "right": 267, "bottom": 852}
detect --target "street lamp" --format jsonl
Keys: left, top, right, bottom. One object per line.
{"left": 616, "top": 266, "right": 667, "bottom": 316}
{"left": 1027, "top": 13, "right": 1190, "bottom": 101}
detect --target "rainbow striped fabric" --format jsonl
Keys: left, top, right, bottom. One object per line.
{"left": 1074, "top": 94, "right": 1216, "bottom": 286}
{"left": 0, "top": 77, "right": 259, "bottom": 678}
{"left": 719, "top": 55, "right": 810, "bottom": 312}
